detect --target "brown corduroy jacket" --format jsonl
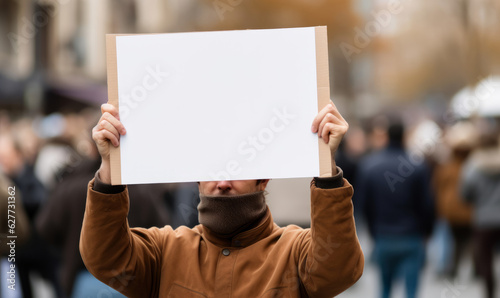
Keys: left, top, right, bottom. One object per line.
{"left": 80, "top": 178, "right": 363, "bottom": 298}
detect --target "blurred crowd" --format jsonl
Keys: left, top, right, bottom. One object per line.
{"left": 0, "top": 99, "right": 500, "bottom": 298}
{"left": 1, "top": 0, "right": 499, "bottom": 297}
{"left": 338, "top": 112, "right": 500, "bottom": 298}
{"left": 0, "top": 108, "right": 200, "bottom": 298}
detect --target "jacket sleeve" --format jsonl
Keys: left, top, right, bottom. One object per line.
{"left": 297, "top": 178, "right": 364, "bottom": 297}
{"left": 79, "top": 178, "right": 167, "bottom": 298}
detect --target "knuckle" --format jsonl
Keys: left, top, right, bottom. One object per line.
{"left": 93, "top": 131, "right": 103, "bottom": 142}
{"left": 103, "top": 133, "right": 113, "bottom": 144}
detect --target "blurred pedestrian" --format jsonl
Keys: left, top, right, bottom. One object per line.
{"left": 357, "top": 118, "right": 435, "bottom": 298}
{"left": 366, "top": 115, "right": 389, "bottom": 153}
{"left": 335, "top": 125, "right": 367, "bottom": 222}
{"left": 335, "top": 125, "right": 367, "bottom": 187}
{"left": 163, "top": 183, "right": 200, "bottom": 229}
{"left": 36, "top": 117, "right": 171, "bottom": 298}
{"left": 0, "top": 132, "right": 63, "bottom": 298}
{"left": 460, "top": 119, "right": 500, "bottom": 298}
{"left": 433, "top": 121, "right": 476, "bottom": 278}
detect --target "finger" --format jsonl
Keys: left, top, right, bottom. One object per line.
{"left": 318, "top": 113, "right": 344, "bottom": 142}
{"left": 98, "top": 119, "right": 120, "bottom": 141}
{"left": 311, "top": 103, "right": 335, "bottom": 133}
{"left": 318, "top": 102, "right": 348, "bottom": 138}
{"left": 328, "top": 101, "right": 347, "bottom": 123}
{"left": 92, "top": 124, "right": 120, "bottom": 146}
{"left": 322, "top": 122, "right": 348, "bottom": 145}
{"left": 93, "top": 129, "right": 120, "bottom": 147}
{"left": 101, "top": 103, "right": 120, "bottom": 121}
{"left": 101, "top": 112, "right": 126, "bottom": 135}
{"left": 322, "top": 122, "right": 334, "bottom": 144}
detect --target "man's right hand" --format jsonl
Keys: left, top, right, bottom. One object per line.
{"left": 92, "top": 103, "right": 126, "bottom": 184}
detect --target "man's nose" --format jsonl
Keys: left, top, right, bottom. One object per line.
{"left": 216, "top": 180, "right": 232, "bottom": 192}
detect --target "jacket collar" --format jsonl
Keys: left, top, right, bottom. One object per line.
{"left": 200, "top": 206, "right": 277, "bottom": 248}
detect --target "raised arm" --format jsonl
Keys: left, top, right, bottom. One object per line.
{"left": 80, "top": 103, "right": 164, "bottom": 297}
{"left": 298, "top": 102, "right": 363, "bottom": 296}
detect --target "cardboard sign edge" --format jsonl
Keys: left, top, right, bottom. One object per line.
{"left": 106, "top": 34, "right": 122, "bottom": 185}
{"left": 315, "top": 26, "right": 333, "bottom": 177}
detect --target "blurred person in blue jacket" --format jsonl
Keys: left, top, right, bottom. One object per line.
{"left": 433, "top": 122, "right": 476, "bottom": 278}
{"left": 461, "top": 118, "right": 500, "bottom": 298}
{"left": 357, "top": 118, "right": 435, "bottom": 298}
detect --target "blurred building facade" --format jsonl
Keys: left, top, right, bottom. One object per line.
{"left": 1, "top": 0, "right": 499, "bottom": 117}
{"left": 1, "top": 0, "right": 360, "bottom": 115}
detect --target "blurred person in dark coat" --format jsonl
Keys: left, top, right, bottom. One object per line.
{"left": 163, "top": 183, "right": 200, "bottom": 229}
{"left": 357, "top": 119, "right": 435, "bottom": 298}
{"left": 461, "top": 119, "right": 500, "bottom": 298}
{"left": 433, "top": 122, "right": 476, "bottom": 278}
{"left": 36, "top": 135, "right": 171, "bottom": 297}
{"left": 0, "top": 132, "right": 64, "bottom": 298}
{"left": 335, "top": 125, "right": 367, "bottom": 187}
{"left": 335, "top": 125, "right": 367, "bottom": 221}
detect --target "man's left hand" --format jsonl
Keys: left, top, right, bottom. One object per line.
{"left": 311, "top": 102, "right": 349, "bottom": 175}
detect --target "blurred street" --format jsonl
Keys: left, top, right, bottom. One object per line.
{"left": 339, "top": 229, "right": 486, "bottom": 298}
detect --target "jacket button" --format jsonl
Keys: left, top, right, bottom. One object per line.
{"left": 222, "top": 249, "right": 230, "bottom": 256}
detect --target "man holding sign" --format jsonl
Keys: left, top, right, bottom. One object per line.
{"left": 80, "top": 101, "right": 363, "bottom": 297}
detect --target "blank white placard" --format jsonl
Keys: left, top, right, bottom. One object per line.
{"left": 109, "top": 27, "right": 329, "bottom": 184}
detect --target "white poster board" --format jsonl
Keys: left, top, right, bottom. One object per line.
{"left": 106, "top": 26, "right": 331, "bottom": 185}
